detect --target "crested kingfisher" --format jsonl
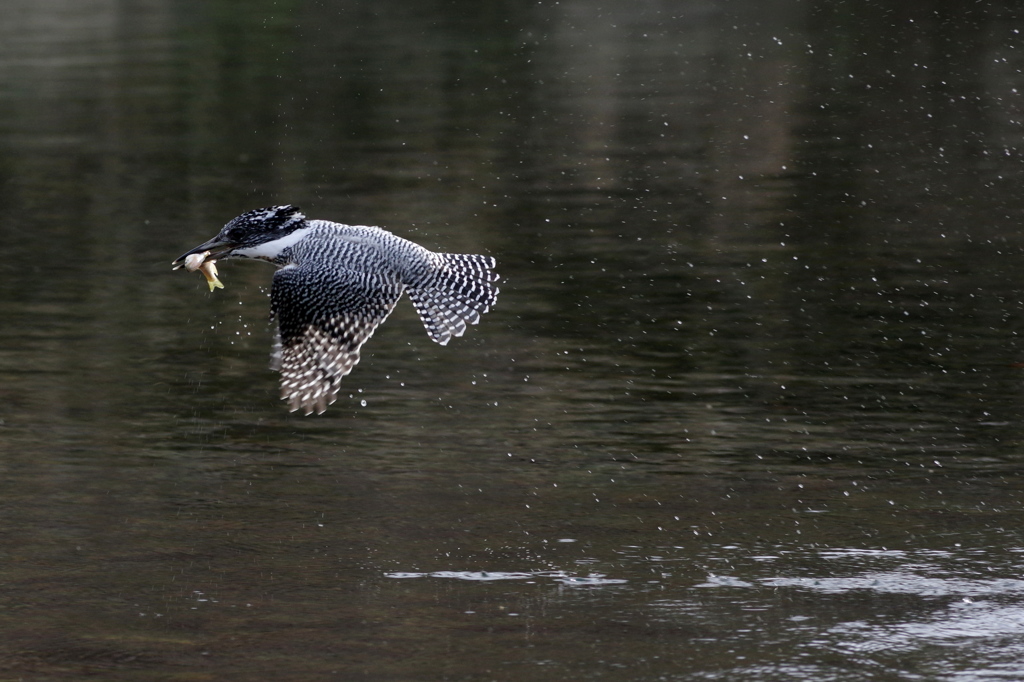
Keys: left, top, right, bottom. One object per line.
{"left": 173, "top": 205, "right": 499, "bottom": 415}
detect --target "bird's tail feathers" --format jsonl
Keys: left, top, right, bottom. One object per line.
{"left": 408, "top": 253, "right": 499, "bottom": 345}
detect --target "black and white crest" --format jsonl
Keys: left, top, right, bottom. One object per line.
{"left": 222, "top": 205, "right": 306, "bottom": 242}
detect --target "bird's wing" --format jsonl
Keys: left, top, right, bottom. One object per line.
{"left": 271, "top": 265, "right": 404, "bottom": 415}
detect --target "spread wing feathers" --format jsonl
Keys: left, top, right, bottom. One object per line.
{"left": 407, "top": 253, "right": 500, "bottom": 346}
{"left": 271, "top": 266, "right": 404, "bottom": 415}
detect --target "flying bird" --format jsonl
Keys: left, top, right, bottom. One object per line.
{"left": 173, "top": 206, "right": 499, "bottom": 414}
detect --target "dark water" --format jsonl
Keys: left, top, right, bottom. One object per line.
{"left": 3, "top": 0, "right": 1024, "bottom": 679}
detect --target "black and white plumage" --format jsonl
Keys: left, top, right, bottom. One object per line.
{"left": 173, "top": 205, "right": 499, "bottom": 414}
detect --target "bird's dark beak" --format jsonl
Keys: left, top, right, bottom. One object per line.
{"left": 171, "top": 237, "right": 232, "bottom": 268}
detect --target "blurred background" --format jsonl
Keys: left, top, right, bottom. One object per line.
{"left": 3, "top": 0, "right": 1024, "bottom": 679}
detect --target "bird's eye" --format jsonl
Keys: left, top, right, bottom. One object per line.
{"left": 225, "top": 227, "right": 245, "bottom": 241}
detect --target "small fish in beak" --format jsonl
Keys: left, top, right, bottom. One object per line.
{"left": 173, "top": 250, "right": 224, "bottom": 291}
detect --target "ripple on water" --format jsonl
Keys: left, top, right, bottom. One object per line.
{"left": 384, "top": 570, "right": 628, "bottom": 586}
{"left": 762, "top": 572, "right": 1024, "bottom": 598}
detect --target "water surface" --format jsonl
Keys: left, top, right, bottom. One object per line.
{"left": 3, "top": 1, "right": 1024, "bottom": 680}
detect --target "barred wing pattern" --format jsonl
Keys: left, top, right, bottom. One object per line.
{"left": 271, "top": 265, "right": 403, "bottom": 414}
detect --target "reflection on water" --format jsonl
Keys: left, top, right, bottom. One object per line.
{"left": 3, "top": 0, "right": 1024, "bottom": 679}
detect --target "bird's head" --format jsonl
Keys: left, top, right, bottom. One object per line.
{"left": 173, "top": 205, "right": 308, "bottom": 265}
